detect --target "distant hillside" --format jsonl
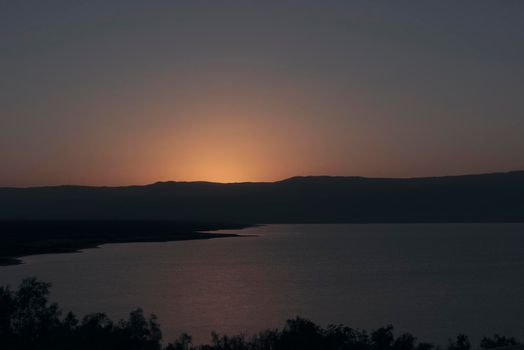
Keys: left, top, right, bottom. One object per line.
{"left": 1, "top": 171, "right": 524, "bottom": 223}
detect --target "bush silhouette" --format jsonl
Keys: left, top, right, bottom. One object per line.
{"left": 1, "top": 278, "right": 522, "bottom": 350}
{"left": 480, "top": 335, "right": 518, "bottom": 349}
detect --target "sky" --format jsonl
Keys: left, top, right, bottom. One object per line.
{"left": 1, "top": 0, "right": 524, "bottom": 186}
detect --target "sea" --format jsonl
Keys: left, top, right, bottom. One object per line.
{"left": 1, "top": 224, "right": 523, "bottom": 345}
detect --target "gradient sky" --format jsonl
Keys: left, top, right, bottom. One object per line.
{"left": 1, "top": 1, "right": 524, "bottom": 186}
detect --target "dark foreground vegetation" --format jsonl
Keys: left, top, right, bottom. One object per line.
{"left": 0, "top": 221, "right": 248, "bottom": 265}
{"left": 1, "top": 279, "right": 522, "bottom": 350}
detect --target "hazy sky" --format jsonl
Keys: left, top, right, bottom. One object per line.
{"left": 1, "top": 1, "right": 523, "bottom": 186}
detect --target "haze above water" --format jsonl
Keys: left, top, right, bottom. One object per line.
{"left": 1, "top": 224, "right": 523, "bottom": 345}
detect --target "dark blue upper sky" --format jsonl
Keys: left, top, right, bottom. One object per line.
{"left": 1, "top": 1, "right": 523, "bottom": 186}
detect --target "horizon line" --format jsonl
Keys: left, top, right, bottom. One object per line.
{"left": 1, "top": 169, "right": 523, "bottom": 190}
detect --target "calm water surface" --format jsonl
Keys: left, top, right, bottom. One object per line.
{"left": 1, "top": 224, "right": 524, "bottom": 345}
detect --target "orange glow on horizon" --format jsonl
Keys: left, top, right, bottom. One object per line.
{"left": 2, "top": 66, "right": 521, "bottom": 188}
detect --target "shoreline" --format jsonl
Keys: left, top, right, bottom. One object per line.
{"left": 0, "top": 220, "right": 252, "bottom": 266}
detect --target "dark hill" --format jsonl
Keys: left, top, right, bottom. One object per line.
{"left": 1, "top": 171, "right": 524, "bottom": 223}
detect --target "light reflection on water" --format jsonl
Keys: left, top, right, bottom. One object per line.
{"left": 0, "top": 224, "right": 524, "bottom": 345}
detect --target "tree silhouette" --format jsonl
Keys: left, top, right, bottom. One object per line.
{"left": 449, "top": 334, "right": 471, "bottom": 350}
{"left": 0, "top": 278, "right": 522, "bottom": 350}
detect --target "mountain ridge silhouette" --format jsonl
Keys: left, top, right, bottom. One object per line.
{"left": 1, "top": 171, "right": 523, "bottom": 222}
